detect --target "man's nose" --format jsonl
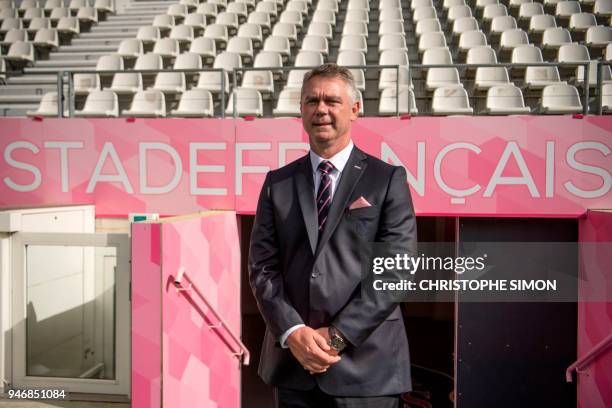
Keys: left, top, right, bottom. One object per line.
{"left": 315, "top": 100, "right": 328, "bottom": 114}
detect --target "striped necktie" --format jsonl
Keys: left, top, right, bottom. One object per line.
{"left": 317, "top": 160, "right": 335, "bottom": 233}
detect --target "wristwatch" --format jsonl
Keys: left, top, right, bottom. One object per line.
{"left": 328, "top": 326, "right": 347, "bottom": 353}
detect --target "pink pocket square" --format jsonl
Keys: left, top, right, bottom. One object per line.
{"left": 349, "top": 196, "right": 372, "bottom": 210}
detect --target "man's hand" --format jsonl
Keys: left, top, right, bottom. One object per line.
{"left": 286, "top": 326, "right": 341, "bottom": 374}
{"left": 315, "top": 327, "right": 339, "bottom": 357}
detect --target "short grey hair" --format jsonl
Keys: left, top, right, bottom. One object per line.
{"left": 301, "top": 63, "right": 358, "bottom": 103}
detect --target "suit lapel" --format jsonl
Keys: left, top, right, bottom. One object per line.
{"left": 315, "top": 147, "right": 368, "bottom": 257}
{"left": 295, "top": 155, "right": 318, "bottom": 254}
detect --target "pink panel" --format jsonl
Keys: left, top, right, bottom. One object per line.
{"left": 161, "top": 212, "right": 241, "bottom": 408}
{"left": 131, "top": 223, "right": 162, "bottom": 408}
{"left": 235, "top": 117, "right": 612, "bottom": 216}
{"left": 577, "top": 211, "right": 612, "bottom": 408}
{"left": 0, "top": 117, "right": 611, "bottom": 216}
{"left": 0, "top": 118, "right": 235, "bottom": 216}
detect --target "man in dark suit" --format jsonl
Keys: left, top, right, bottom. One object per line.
{"left": 249, "top": 64, "right": 417, "bottom": 407}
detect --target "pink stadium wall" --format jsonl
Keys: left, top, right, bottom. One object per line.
{"left": 131, "top": 212, "right": 242, "bottom": 408}
{"left": 1, "top": 116, "right": 611, "bottom": 406}
{"left": 0, "top": 116, "right": 610, "bottom": 217}
{"left": 578, "top": 211, "right": 612, "bottom": 408}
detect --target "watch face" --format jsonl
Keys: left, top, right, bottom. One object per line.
{"left": 331, "top": 336, "right": 346, "bottom": 351}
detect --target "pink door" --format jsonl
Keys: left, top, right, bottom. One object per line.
{"left": 131, "top": 212, "right": 245, "bottom": 408}
{"left": 576, "top": 210, "right": 612, "bottom": 408}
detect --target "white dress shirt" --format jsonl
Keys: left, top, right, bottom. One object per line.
{"left": 279, "top": 141, "right": 355, "bottom": 347}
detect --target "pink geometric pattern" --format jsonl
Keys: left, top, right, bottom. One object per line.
{"left": 131, "top": 212, "right": 242, "bottom": 408}
{"left": 0, "top": 117, "right": 610, "bottom": 217}
{"left": 132, "top": 223, "right": 162, "bottom": 408}
{"left": 577, "top": 211, "right": 612, "bottom": 408}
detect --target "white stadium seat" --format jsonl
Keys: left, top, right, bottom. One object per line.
{"left": 123, "top": 90, "right": 167, "bottom": 117}
{"left": 5, "top": 40, "right": 35, "bottom": 65}
{"left": 432, "top": 85, "right": 474, "bottom": 114}
{"left": 301, "top": 35, "right": 329, "bottom": 56}
{"left": 379, "top": 86, "right": 418, "bottom": 115}
{"left": 600, "top": 82, "right": 612, "bottom": 112}
{"left": 485, "top": 84, "right": 531, "bottom": 114}
{"left": 529, "top": 14, "right": 557, "bottom": 35}
{"left": 242, "top": 69, "right": 275, "bottom": 94}
{"left": 27, "top": 92, "right": 60, "bottom": 117}
{"left": 539, "top": 83, "right": 583, "bottom": 113}
{"left": 467, "top": 45, "right": 498, "bottom": 64}
{"left": 542, "top": 27, "right": 573, "bottom": 50}
{"left": 474, "top": 66, "right": 511, "bottom": 90}
{"left": 586, "top": 26, "right": 612, "bottom": 49}
{"left": 137, "top": 26, "right": 161, "bottom": 47}
{"left": 418, "top": 31, "right": 447, "bottom": 53}
{"left": 295, "top": 50, "right": 324, "bottom": 67}
{"left": 190, "top": 37, "right": 216, "bottom": 65}
{"left": 170, "top": 89, "right": 214, "bottom": 117}
{"left": 225, "top": 87, "right": 264, "bottom": 117}
{"left": 75, "top": 90, "right": 119, "bottom": 117}
{"left": 273, "top": 87, "right": 301, "bottom": 116}
{"left": 415, "top": 18, "right": 442, "bottom": 37}
{"left": 426, "top": 67, "right": 461, "bottom": 90}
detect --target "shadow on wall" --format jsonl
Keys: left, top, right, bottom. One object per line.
{"left": 10, "top": 294, "right": 117, "bottom": 383}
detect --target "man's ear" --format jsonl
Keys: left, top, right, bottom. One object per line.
{"left": 351, "top": 99, "right": 360, "bottom": 121}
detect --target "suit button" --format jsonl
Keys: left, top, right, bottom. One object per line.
{"left": 311, "top": 272, "right": 318, "bottom": 279}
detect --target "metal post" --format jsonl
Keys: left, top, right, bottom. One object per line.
{"left": 395, "top": 65, "right": 400, "bottom": 117}
{"left": 220, "top": 70, "right": 226, "bottom": 118}
{"left": 56, "top": 71, "right": 63, "bottom": 118}
{"left": 232, "top": 68, "right": 237, "bottom": 119}
{"left": 596, "top": 62, "right": 603, "bottom": 115}
{"left": 67, "top": 71, "right": 75, "bottom": 118}
{"left": 583, "top": 61, "right": 589, "bottom": 115}
{"left": 407, "top": 64, "right": 412, "bottom": 115}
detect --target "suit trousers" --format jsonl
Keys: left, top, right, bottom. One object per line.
{"left": 274, "top": 386, "right": 401, "bottom": 408}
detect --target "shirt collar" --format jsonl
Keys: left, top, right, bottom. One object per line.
{"left": 309, "top": 140, "right": 354, "bottom": 175}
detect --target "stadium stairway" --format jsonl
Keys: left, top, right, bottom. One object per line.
{"left": 0, "top": 0, "right": 178, "bottom": 116}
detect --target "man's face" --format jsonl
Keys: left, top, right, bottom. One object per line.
{"left": 301, "top": 76, "right": 360, "bottom": 150}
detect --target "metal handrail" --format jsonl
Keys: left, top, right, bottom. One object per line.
{"left": 565, "top": 333, "right": 612, "bottom": 382}
{"left": 596, "top": 61, "right": 611, "bottom": 115}
{"left": 66, "top": 67, "right": 227, "bottom": 117}
{"left": 232, "top": 64, "right": 403, "bottom": 116}
{"left": 174, "top": 266, "right": 250, "bottom": 366}
{"left": 409, "top": 61, "right": 592, "bottom": 115}
{"left": 1, "top": 60, "right": 604, "bottom": 118}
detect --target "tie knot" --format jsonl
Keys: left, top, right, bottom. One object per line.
{"left": 318, "top": 160, "right": 335, "bottom": 175}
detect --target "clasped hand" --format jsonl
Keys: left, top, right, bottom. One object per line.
{"left": 286, "top": 326, "right": 341, "bottom": 375}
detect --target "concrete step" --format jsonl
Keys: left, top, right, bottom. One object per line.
{"left": 7, "top": 74, "right": 59, "bottom": 85}
{"left": 57, "top": 44, "right": 117, "bottom": 52}
{"left": 25, "top": 66, "right": 97, "bottom": 73}
{"left": 127, "top": 1, "right": 178, "bottom": 6}
{"left": 79, "top": 31, "right": 137, "bottom": 39}
{"left": 71, "top": 38, "right": 123, "bottom": 47}
{"left": 0, "top": 94, "right": 44, "bottom": 104}
{"left": 121, "top": 10, "right": 164, "bottom": 16}
{"left": 89, "top": 26, "right": 140, "bottom": 33}
{"left": 98, "top": 19, "right": 153, "bottom": 26}
{"left": 32, "top": 59, "right": 98, "bottom": 68}
{"left": 103, "top": 10, "right": 157, "bottom": 20}
{"left": 0, "top": 84, "right": 58, "bottom": 96}
{"left": 123, "top": 6, "right": 171, "bottom": 11}
{"left": 0, "top": 103, "right": 39, "bottom": 116}
{"left": 48, "top": 51, "right": 109, "bottom": 61}
{"left": 127, "top": 2, "right": 177, "bottom": 6}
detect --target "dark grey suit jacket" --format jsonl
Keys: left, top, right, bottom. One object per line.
{"left": 249, "top": 146, "right": 417, "bottom": 397}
